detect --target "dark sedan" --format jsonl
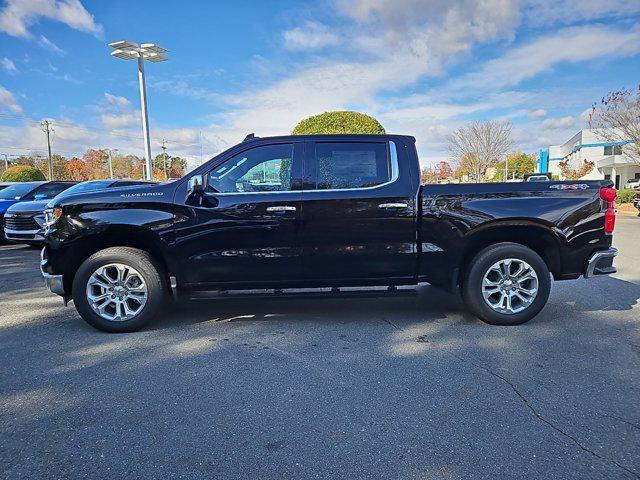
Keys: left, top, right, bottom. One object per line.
{"left": 4, "top": 179, "right": 156, "bottom": 245}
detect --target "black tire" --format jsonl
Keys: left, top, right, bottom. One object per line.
{"left": 72, "top": 247, "right": 168, "bottom": 332}
{"left": 462, "top": 242, "right": 551, "bottom": 326}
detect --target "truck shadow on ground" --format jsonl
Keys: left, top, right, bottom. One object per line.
{"left": 155, "top": 286, "right": 466, "bottom": 330}
{"left": 153, "top": 273, "right": 640, "bottom": 330}
{"left": 2, "top": 246, "right": 640, "bottom": 479}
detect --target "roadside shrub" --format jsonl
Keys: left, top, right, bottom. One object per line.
{"left": 616, "top": 188, "right": 636, "bottom": 205}
{"left": 0, "top": 165, "right": 46, "bottom": 182}
{"left": 293, "top": 111, "right": 385, "bottom": 135}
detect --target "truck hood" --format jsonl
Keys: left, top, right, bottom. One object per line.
{"left": 5, "top": 200, "right": 48, "bottom": 215}
{"left": 50, "top": 182, "right": 169, "bottom": 208}
{"left": 0, "top": 199, "right": 20, "bottom": 215}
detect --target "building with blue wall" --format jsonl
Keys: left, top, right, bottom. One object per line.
{"left": 537, "top": 129, "right": 638, "bottom": 188}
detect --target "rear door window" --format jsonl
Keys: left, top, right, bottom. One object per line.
{"left": 31, "top": 182, "right": 74, "bottom": 199}
{"left": 306, "top": 142, "right": 391, "bottom": 190}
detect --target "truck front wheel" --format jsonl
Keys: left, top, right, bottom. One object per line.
{"left": 462, "top": 243, "right": 551, "bottom": 326}
{"left": 72, "top": 247, "right": 168, "bottom": 332}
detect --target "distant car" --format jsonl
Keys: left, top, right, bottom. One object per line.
{"left": 1, "top": 181, "right": 76, "bottom": 243}
{"left": 3, "top": 179, "right": 156, "bottom": 245}
{"left": 526, "top": 175, "right": 551, "bottom": 182}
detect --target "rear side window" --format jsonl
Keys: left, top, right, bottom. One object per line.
{"left": 308, "top": 142, "right": 391, "bottom": 190}
{"left": 31, "top": 182, "right": 74, "bottom": 199}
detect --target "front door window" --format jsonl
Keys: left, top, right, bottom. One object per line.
{"left": 208, "top": 144, "right": 293, "bottom": 193}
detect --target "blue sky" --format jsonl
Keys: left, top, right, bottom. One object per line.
{"left": 0, "top": 0, "right": 639, "bottom": 169}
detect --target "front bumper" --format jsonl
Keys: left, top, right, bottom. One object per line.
{"left": 4, "top": 227, "right": 44, "bottom": 243}
{"left": 40, "top": 247, "right": 65, "bottom": 296}
{"left": 584, "top": 247, "right": 617, "bottom": 278}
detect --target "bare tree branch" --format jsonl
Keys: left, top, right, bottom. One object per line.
{"left": 589, "top": 85, "right": 640, "bottom": 163}
{"left": 448, "top": 120, "right": 513, "bottom": 182}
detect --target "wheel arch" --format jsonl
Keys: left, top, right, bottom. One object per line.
{"left": 459, "top": 220, "right": 563, "bottom": 282}
{"left": 60, "top": 225, "right": 172, "bottom": 293}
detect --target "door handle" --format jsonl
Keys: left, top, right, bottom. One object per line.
{"left": 266, "top": 206, "right": 297, "bottom": 212}
{"left": 378, "top": 203, "right": 408, "bottom": 209}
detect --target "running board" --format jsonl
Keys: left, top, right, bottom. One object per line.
{"left": 188, "top": 286, "right": 418, "bottom": 301}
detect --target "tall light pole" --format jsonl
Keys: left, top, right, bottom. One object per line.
{"left": 107, "top": 148, "right": 118, "bottom": 179}
{"left": 107, "top": 41, "right": 168, "bottom": 181}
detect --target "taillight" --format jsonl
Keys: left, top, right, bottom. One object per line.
{"left": 600, "top": 187, "right": 617, "bottom": 234}
{"left": 600, "top": 187, "right": 617, "bottom": 203}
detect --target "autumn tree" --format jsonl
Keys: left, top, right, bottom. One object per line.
{"left": 83, "top": 149, "right": 108, "bottom": 179}
{"left": 434, "top": 161, "right": 453, "bottom": 180}
{"left": 492, "top": 152, "right": 536, "bottom": 181}
{"left": 420, "top": 166, "right": 438, "bottom": 184}
{"left": 168, "top": 156, "right": 187, "bottom": 178}
{"left": 559, "top": 159, "right": 595, "bottom": 180}
{"left": 66, "top": 158, "right": 90, "bottom": 181}
{"left": 448, "top": 120, "right": 513, "bottom": 182}
{"left": 589, "top": 85, "right": 640, "bottom": 163}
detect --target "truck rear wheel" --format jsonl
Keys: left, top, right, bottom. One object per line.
{"left": 72, "top": 247, "right": 168, "bottom": 332}
{"left": 462, "top": 243, "right": 551, "bottom": 326}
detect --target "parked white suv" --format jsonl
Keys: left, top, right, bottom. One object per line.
{"left": 625, "top": 178, "right": 640, "bottom": 189}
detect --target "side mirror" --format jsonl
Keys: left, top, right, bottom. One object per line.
{"left": 187, "top": 174, "right": 204, "bottom": 197}
{"left": 34, "top": 194, "right": 48, "bottom": 200}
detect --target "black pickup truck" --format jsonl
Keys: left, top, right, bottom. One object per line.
{"left": 40, "top": 134, "right": 618, "bottom": 332}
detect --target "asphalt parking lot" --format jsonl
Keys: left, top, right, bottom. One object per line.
{"left": 1, "top": 216, "right": 639, "bottom": 480}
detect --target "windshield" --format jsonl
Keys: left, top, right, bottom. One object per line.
{"left": 56, "top": 181, "right": 111, "bottom": 198}
{"left": 0, "top": 183, "right": 38, "bottom": 200}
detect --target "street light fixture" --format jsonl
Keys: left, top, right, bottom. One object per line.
{"left": 108, "top": 40, "right": 168, "bottom": 180}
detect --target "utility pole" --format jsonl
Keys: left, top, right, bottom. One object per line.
{"left": 41, "top": 120, "right": 54, "bottom": 180}
{"left": 161, "top": 139, "right": 169, "bottom": 181}
{"left": 2, "top": 154, "right": 8, "bottom": 172}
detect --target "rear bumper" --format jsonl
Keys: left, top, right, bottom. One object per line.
{"left": 584, "top": 248, "right": 617, "bottom": 278}
{"left": 40, "top": 248, "right": 65, "bottom": 296}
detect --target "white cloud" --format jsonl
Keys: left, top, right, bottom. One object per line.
{"left": 447, "top": 24, "right": 640, "bottom": 92}
{"left": 38, "top": 35, "right": 65, "bottom": 54}
{"left": 0, "top": 86, "right": 23, "bottom": 113}
{"left": 283, "top": 21, "right": 340, "bottom": 50}
{"left": 523, "top": 0, "right": 640, "bottom": 27}
{"left": 0, "top": 0, "right": 102, "bottom": 38}
{"left": 100, "top": 112, "right": 139, "bottom": 131}
{"left": 104, "top": 93, "right": 131, "bottom": 108}
{"left": 528, "top": 108, "right": 547, "bottom": 119}
{"left": 541, "top": 116, "right": 574, "bottom": 130}
{"left": 0, "top": 57, "right": 17, "bottom": 74}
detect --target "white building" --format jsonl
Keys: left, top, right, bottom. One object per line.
{"left": 538, "top": 129, "right": 639, "bottom": 189}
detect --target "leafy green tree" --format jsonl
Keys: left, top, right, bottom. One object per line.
{"left": 1, "top": 165, "right": 46, "bottom": 182}
{"left": 492, "top": 152, "right": 536, "bottom": 181}
{"left": 293, "top": 111, "right": 385, "bottom": 135}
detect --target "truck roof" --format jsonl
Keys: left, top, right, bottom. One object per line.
{"left": 241, "top": 133, "right": 417, "bottom": 143}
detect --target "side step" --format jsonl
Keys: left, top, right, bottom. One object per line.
{"left": 189, "top": 286, "right": 418, "bottom": 301}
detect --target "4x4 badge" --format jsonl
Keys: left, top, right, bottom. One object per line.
{"left": 550, "top": 184, "right": 589, "bottom": 190}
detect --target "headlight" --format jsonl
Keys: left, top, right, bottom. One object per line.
{"left": 43, "top": 207, "right": 63, "bottom": 228}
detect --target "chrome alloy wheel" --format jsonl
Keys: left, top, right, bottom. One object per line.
{"left": 86, "top": 263, "right": 148, "bottom": 322}
{"left": 481, "top": 258, "right": 538, "bottom": 315}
